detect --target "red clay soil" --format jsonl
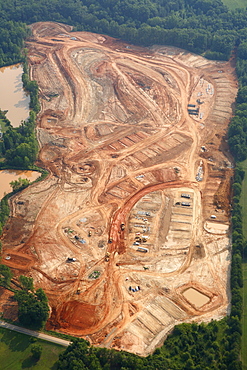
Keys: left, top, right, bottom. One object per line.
{"left": 0, "top": 21, "right": 238, "bottom": 356}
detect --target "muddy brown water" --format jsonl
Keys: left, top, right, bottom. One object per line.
{"left": 0, "top": 170, "right": 40, "bottom": 199}
{"left": 183, "top": 287, "right": 210, "bottom": 308}
{"left": 0, "top": 64, "right": 30, "bottom": 127}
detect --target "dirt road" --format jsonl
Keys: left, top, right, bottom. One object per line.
{"left": 0, "top": 22, "right": 238, "bottom": 356}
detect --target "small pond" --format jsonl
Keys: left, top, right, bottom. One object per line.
{"left": 0, "top": 64, "right": 30, "bottom": 127}
{"left": 0, "top": 170, "right": 40, "bottom": 199}
{"left": 183, "top": 287, "right": 210, "bottom": 308}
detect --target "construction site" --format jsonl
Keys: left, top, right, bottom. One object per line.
{"left": 0, "top": 22, "right": 238, "bottom": 356}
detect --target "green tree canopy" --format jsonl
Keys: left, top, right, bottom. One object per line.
{"left": 0, "top": 264, "right": 13, "bottom": 287}
{"left": 19, "top": 275, "right": 34, "bottom": 291}
{"left": 14, "top": 288, "right": 49, "bottom": 329}
{"left": 10, "top": 177, "right": 30, "bottom": 192}
{"left": 31, "top": 343, "right": 42, "bottom": 360}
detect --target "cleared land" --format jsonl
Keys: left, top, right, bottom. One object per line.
{"left": 0, "top": 22, "right": 238, "bottom": 356}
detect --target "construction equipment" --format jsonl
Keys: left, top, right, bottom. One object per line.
{"left": 137, "top": 246, "right": 149, "bottom": 253}
{"left": 105, "top": 251, "right": 110, "bottom": 262}
{"left": 67, "top": 257, "right": 76, "bottom": 262}
{"left": 120, "top": 223, "right": 125, "bottom": 231}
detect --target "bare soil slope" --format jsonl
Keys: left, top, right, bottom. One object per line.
{"left": 1, "top": 22, "right": 238, "bottom": 355}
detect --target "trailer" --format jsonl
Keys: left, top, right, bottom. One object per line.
{"left": 137, "top": 246, "right": 149, "bottom": 253}
{"left": 181, "top": 193, "right": 191, "bottom": 199}
{"left": 181, "top": 202, "right": 190, "bottom": 207}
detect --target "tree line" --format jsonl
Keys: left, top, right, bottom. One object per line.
{"left": 228, "top": 41, "right": 247, "bottom": 161}
{"left": 0, "top": 0, "right": 246, "bottom": 367}
{"left": 1, "top": 0, "right": 247, "bottom": 62}
{"left": 56, "top": 319, "right": 241, "bottom": 370}
{"left": 0, "top": 18, "right": 27, "bottom": 67}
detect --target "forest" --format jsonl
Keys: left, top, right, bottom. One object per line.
{"left": 2, "top": 0, "right": 247, "bottom": 62}
{"left": 0, "top": 0, "right": 246, "bottom": 368}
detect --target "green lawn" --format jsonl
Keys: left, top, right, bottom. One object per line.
{"left": 0, "top": 327, "right": 64, "bottom": 369}
{"left": 222, "top": 0, "right": 247, "bottom": 10}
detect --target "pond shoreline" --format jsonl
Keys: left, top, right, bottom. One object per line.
{"left": 0, "top": 64, "right": 30, "bottom": 128}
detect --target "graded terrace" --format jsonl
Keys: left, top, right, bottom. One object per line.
{"left": 1, "top": 22, "right": 238, "bottom": 356}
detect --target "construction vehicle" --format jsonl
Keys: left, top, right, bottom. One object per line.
{"left": 120, "top": 223, "right": 125, "bottom": 231}
{"left": 67, "top": 257, "right": 76, "bottom": 262}
{"left": 137, "top": 246, "right": 149, "bottom": 253}
{"left": 181, "top": 193, "right": 191, "bottom": 199}
{"left": 88, "top": 230, "right": 92, "bottom": 237}
{"left": 105, "top": 251, "right": 111, "bottom": 262}
{"left": 76, "top": 288, "right": 81, "bottom": 294}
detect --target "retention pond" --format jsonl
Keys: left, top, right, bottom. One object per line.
{"left": 183, "top": 287, "right": 210, "bottom": 308}
{"left": 0, "top": 64, "right": 30, "bottom": 127}
{"left": 0, "top": 170, "right": 40, "bottom": 199}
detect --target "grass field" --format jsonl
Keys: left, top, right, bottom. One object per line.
{"left": 0, "top": 327, "right": 64, "bottom": 369}
{"left": 222, "top": 0, "right": 247, "bottom": 10}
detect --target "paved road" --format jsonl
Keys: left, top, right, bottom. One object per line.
{"left": 0, "top": 320, "right": 71, "bottom": 347}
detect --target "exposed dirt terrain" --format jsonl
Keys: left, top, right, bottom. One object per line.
{"left": 0, "top": 22, "right": 238, "bottom": 355}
